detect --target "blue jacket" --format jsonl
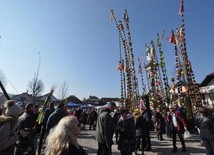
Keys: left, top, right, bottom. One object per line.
{"left": 46, "top": 108, "right": 67, "bottom": 133}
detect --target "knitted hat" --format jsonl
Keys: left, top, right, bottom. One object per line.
{"left": 4, "top": 100, "right": 15, "bottom": 108}
{"left": 105, "top": 102, "right": 117, "bottom": 107}
{"left": 5, "top": 104, "right": 22, "bottom": 116}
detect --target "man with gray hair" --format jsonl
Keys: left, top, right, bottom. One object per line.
{"left": 95, "top": 102, "right": 117, "bottom": 155}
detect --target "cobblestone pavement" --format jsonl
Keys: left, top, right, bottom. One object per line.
{"left": 78, "top": 127, "right": 207, "bottom": 155}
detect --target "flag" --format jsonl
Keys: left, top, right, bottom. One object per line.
{"left": 168, "top": 32, "right": 176, "bottom": 44}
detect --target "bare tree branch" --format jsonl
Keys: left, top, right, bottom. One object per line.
{"left": 57, "top": 81, "right": 69, "bottom": 100}
{"left": 28, "top": 76, "right": 44, "bottom": 103}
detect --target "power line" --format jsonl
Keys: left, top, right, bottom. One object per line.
{"left": 0, "top": 67, "right": 19, "bottom": 94}
{"left": 7, "top": 77, "right": 19, "bottom": 94}
{"left": 0, "top": 36, "right": 19, "bottom": 94}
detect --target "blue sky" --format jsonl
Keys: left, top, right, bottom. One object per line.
{"left": 0, "top": 0, "right": 213, "bottom": 100}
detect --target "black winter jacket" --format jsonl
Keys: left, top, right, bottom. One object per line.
{"left": 95, "top": 107, "right": 114, "bottom": 148}
{"left": 195, "top": 113, "right": 214, "bottom": 131}
{"left": 46, "top": 109, "right": 67, "bottom": 133}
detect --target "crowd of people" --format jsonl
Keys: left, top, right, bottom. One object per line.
{"left": 95, "top": 103, "right": 214, "bottom": 155}
{"left": 0, "top": 100, "right": 213, "bottom": 155}
{"left": 0, "top": 100, "right": 95, "bottom": 155}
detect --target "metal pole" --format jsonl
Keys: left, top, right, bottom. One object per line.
{"left": 0, "top": 80, "right": 10, "bottom": 100}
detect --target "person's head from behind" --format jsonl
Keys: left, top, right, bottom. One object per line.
{"left": 120, "top": 108, "right": 129, "bottom": 120}
{"left": 48, "top": 102, "right": 54, "bottom": 109}
{"left": 198, "top": 105, "right": 212, "bottom": 117}
{"left": 59, "top": 116, "right": 80, "bottom": 137}
{"left": 25, "top": 103, "right": 34, "bottom": 114}
{"left": 57, "top": 103, "right": 65, "bottom": 110}
{"left": 4, "top": 100, "right": 22, "bottom": 119}
{"left": 45, "top": 116, "right": 80, "bottom": 155}
{"left": 106, "top": 102, "right": 117, "bottom": 112}
{"left": 34, "top": 104, "right": 40, "bottom": 114}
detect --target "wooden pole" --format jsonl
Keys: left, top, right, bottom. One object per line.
{"left": 0, "top": 80, "right": 10, "bottom": 100}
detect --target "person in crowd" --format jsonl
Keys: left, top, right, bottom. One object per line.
{"left": 95, "top": 102, "right": 117, "bottom": 155}
{"left": 194, "top": 106, "right": 204, "bottom": 147}
{"left": 154, "top": 108, "right": 166, "bottom": 140}
{"left": 38, "top": 102, "right": 55, "bottom": 155}
{"left": 44, "top": 116, "right": 88, "bottom": 155}
{"left": 174, "top": 104, "right": 180, "bottom": 112}
{"left": 32, "top": 104, "right": 41, "bottom": 153}
{"left": 75, "top": 107, "right": 83, "bottom": 122}
{"left": 195, "top": 106, "right": 214, "bottom": 155}
{"left": 0, "top": 100, "right": 28, "bottom": 155}
{"left": 142, "top": 107, "right": 152, "bottom": 151}
{"left": 79, "top": 109, "right": 88, "bottom": 130}
{"left": 67, "top": 108, "right": 73, "bottom": 116}
{"left": 15, "top": 103, "right": 36, "bottom": 155}
{"left": 111, "top": 109, "right": 120, "bottom": 144}
{"left": 46, "top": 103, "right": 67, "bottom": 133}
{"left": 116, "top": 108, "right": 136, "bottom": 155}
{"left": 179, "top": 104, "right": 187, "bottom": 121}
{"left": 167, "top": 105, "right": 187, "bottom": 153}
{"left": 165, "top": 108, "right": 172, "bottom": 138}
{"left": 134, "top": 110, "right": 146, "bottom": 155}
{"left": 70, "top": 108, "right": 76, "bottom": 116}
{"left": 88, "top": 108, "right": 98, "bottom": 130}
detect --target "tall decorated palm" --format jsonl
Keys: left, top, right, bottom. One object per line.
{"left": 168, "top": 0, "right": 201, "bottom": 118}
{"left": 111, "top": 10, "right": 139, "bottom": 110}
{"left": 37, "top": 86, "right": 55, "bottom": 125}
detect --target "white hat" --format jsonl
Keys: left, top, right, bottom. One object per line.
{"left": 5, "top": 105, "right": 22, "bottom": 116}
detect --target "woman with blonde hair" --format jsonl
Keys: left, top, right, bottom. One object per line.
{"left": 44, "top": 116, "right": 87, "bottom": 155}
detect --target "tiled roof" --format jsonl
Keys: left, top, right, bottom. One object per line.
{"left": 65, "top": 95, "right": 82, "bottom": 104}
{"left": 200, "top": 72, "right": 214, "bottom": 87}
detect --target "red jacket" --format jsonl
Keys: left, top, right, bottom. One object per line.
{"left": 167, "top": 111, "right": 186, "bottom": 132}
